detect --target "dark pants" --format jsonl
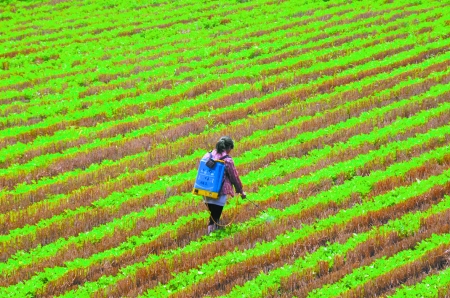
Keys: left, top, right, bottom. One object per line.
{"left": 207, "top": 203, "right": 223, "bottom": 226}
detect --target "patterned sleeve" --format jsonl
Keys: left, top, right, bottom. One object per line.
{"left": 225, "top": 158, "right": 243, "bottom": 194}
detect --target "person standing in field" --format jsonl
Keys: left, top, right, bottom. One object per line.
{"left": 204, "top": 136, "right": 246, "bottom": 235}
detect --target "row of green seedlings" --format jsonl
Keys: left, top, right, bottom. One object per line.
{"left": 1, "top": 44, "right": 448, "bottom": 240}
{"left": 215, "top": 194, "right": 450, "bottom": 297}
{"left": 1, "top": 0, "right": 444, "bottom": 121}
{"left": 1, "top": 56, "right": 438, "bottom": 224}
{"left": 1, "top": 24, "right": 448, "bottom": 192}
{"left": 2, "top": 36, "right": 448, "bottom": 220}
{"left": 0, "top": 0, "right": 440, "bottom": 139}
{"left": 0, "top": 0, "right": 272, "bottom": 95}
{"left": 225, "top": 194, "right": 450, "bottom": 298}
{"left": 0, "top": 1, "right": 428, "bottom": 151}
{"left": 1, "top": 4, "right": 441, "bottom": 164}
{"left": 0, "top": 0, "right": 274, "bottom": 100}
{"left": 40, "top": 0, "right": 448, "bottom": 106}
{"left": 1, "top": 7, "right": 440, "bottom": 179}
{"left": 2, "top": 87, "right": 449, "bottom": 281}
{"left": 225, "top": 183, "right": 450, "bottom": 297}
{"left": 13, "top": 0, "right": 422, "bottom": 113}
{"left": 0, "top": 0, "right": 247, "bottom": 58}
{"left": 4, "top": 123, "right": 450, "bottom": 296}
{"left": 0, "top": 0, "right": 321, "bottom": 99}
{"left": 254, "top": 4, "right": 446, "bottom": 89}
{"left": 81, "top": 148, "right": 450, "bottom": 297}
{"left": 37, "top": 130, "right": 450, "bottom": 297}
{"left": 2, "top": 47, "right": 446, "bottom": 224}
{"left": 2, "top": 79, "right": 446, "bottom": 260}
{"left": 2, "top": 24, "right": 446, "bottom": 197}
{"left": 138, "top": 158, "right": 450, "bottom": 298}
{"left": 0, "top": 26, "right": 430, "bottom": 186}
{"left": 389, "top": 255, "right": 450, "bottom": 297}
{"left": 6, "top": 0, "right": 288, "bottom": 52}
{"left": 0, "top": 0, "right": 210, "bottom": 44}
{"left": 305, "top": 213, "right": 450, "bottom": 297}
{"left": 4, "top": 30, "right": 450, "bottom": 233}
{"left": 2, "top": 90, "right": 448, "bottom": 288}
{"left": 2, "top": 79, "right": 446, "bottom": 251}
{"left": 1, "top": 58, "right": 449, "bottom": 263}
{"left": 0, "top": 0, "right": 432, "bottom": 142}
{"left": 2, "top": 68, "right": 448, "bottom": 261}
{"left": 225, "top": 169, "right": 450, "bottom": 295}
{"left": 0, "top": 4, "right": 442, "bottom": 107}
{"left": 2, "top": 121, "right": 446, "bottom": 296}
{"left": 32, "top": 0, "right": 357, "bottom": 71}
{"left": 315, "top": 233, "right": 450, "bottom": 297}
{"left": 79, "top": 0, "right": 420, "bottom": 97}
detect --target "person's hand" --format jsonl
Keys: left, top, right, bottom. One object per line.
{"left": 240, "top": 192, "right": 247, "bottom": 199}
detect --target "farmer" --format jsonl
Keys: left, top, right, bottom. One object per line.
{"left": 204, "top": 136, "right": 246, "bottom": 234}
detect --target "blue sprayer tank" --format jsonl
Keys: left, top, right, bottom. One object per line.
{"left": 192, "top": 157, "right": 226, "bottom": 199}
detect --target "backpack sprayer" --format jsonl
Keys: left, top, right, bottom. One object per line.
{"left": 192, "top": 153, "right": 227, "bottom": 199}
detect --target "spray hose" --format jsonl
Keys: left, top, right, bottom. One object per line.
{"left": 204, "top": 195, "right": 240, "bottom": 227}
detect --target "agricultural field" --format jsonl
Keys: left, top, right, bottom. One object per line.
{"left": 1, "top": 0, "right": 450, "bottom": 296}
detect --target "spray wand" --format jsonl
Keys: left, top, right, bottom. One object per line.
{"left": 244, "top": 195, "right": 265, "bottom": 212}
{"left": 241, "top": 193, "right": 275, "bottom": 223}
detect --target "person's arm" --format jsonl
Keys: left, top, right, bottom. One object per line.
{"left": 225, "top": 158, "right": 245, "bottom": 197}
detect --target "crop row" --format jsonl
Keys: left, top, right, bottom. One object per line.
{"left": 1, "top": 21, "right": 446, "bottom": 198}
{"left": 1, "top": 4, "right": 441, "bottom": 152}
{"left": 0, "top": 0, "right": 342, "bottom": 100}
{"left": 2, "top": 73, "right": 449, "bottom": 260}
{"left": 0, "top": 0, "right": 442, "bottom": 120}
{"left": 1, "top": 57, "right": 448, "bottom": 294}
{"left": 4, "top": 54, "right": 445, "bottom": 211}
{"left": 130, "top": 160, "right": 450, "bottom": 297}
{"left": 2, "top": 105, "right": 448, "bottom": 289}
{"left": 1, "top": 70, "right": 448, "bottom": 256}
{"left": 7, "top": 4, "right": 446, "bottom": 124}
{"left": 0, "top": 2, "right": 426, "bottom": 123}
{"left": 2, "top": 121, "right": 449, "bottom": 295}
{"left": 0, "top": 1, "right": 444, "bottom": 147}
{"left": 2, "top": 38, "right": 448, "bottom": 216}
{"left": 79, "top": 146, "right": 449, "bottom": 298}
{"left": 307, "top": 231, "right": 450, "bottom": 297}
{"left": 2, "top": 0, "right": 301, "bottom": 52}
{"left": 2, "top": 95, "right": 446, "bottom": 294}
{"left": 389, "top": 259, "right": 450, "bottom": 297}
{"left": 1, "top": 0, "right": 449, "bottom": 296}
{"left": 228, "top": 197, "right": 450, "bottom": 298}
{"left": 2, "top": 144, "right": 446, "bottom": 296}
{"left": 0, "top": 0, "right": 426, "bottom": 99}
{"left": 2, "top": 23, "right": 449, "bottom": 192}
{"left": 0, "top": 0, "right": 250, "bottom": 56}
{"left": 0, "top": 0, "right": 392, "bottom": 76}
{"left": 8, "top": 100, "right": 448, "bottom": 272}
{"left": 1, "top": 58, "right": 446, "bottom": 226}
{"left": 0, "top": 12, "right": 422, "bottom": 152}
{"left": 4, "top": 105, "right": 445, "bottom": 284}
{"left": 225, "top": 193, "right": 450, "bottom": 297}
